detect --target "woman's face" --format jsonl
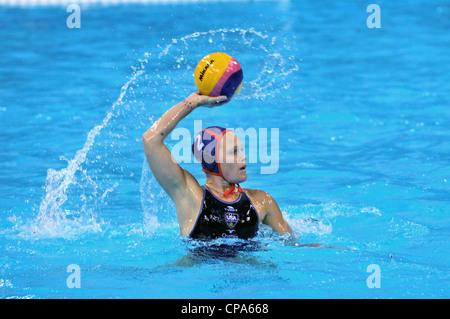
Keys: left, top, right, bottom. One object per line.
{"left": 218, "top": 131, "right": 247, "bottom": 183}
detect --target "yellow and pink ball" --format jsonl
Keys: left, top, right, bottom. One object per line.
{"left": 194, "top": 52, "right": 243, "bottom": 100}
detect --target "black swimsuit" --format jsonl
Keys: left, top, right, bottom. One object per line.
{"left": 189, "top": 186, "right": 259, "bottom": 239}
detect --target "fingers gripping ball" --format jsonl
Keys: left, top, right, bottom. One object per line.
{"left": 194, "top": 52, "right": 243, "bottom": 100}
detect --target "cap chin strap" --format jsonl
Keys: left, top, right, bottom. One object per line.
{"left": 223, "top": 183, "right": 244, "bottom": 197}
{"left": 221, "top": 173, "right": 244, "bottom": 197}
{"left": 203, "top": 169, "right": 243, "bottom": 197}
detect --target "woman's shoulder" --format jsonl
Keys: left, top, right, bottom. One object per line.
{"left": 243, "top": 188, "right": 275, "bottom": 204}
{"left": 244, "top": 188, "right": 271, "bottom": 196}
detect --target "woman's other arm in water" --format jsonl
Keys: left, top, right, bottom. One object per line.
{"left": 260, "top": 192, "right": 294, "bottom": 236}
{"left": 142, "top": 93, "right": 227, "bottom": 201}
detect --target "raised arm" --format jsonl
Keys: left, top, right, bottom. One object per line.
{"left": 142, "top": 93, "right": 227, "bottom": 201}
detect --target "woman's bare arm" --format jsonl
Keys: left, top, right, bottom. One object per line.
{"left": 260, "top": 192, "right": 293, "bottom": 236}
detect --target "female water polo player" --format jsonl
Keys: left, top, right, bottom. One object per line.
{"left": 142, "top": 93, "right": 293, "bottom": 239}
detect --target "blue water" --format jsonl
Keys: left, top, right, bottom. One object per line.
{"left": 1, "top": 0, "right": 449, "bottom": 298}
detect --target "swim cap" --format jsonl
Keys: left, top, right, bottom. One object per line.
{"left": 192, "top": 126, "right": 244, "bottom": 197}
{"left": 192, "top": 126, "right": 229, "bottom": 176}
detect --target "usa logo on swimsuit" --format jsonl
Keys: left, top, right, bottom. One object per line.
{"left": 224, "top": 206, "right": 239, "bottom": 229}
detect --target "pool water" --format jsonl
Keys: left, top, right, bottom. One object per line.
{"left": 1, "top": 0, "right": 449, "bottom": 298}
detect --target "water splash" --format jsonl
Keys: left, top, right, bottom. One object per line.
{"left": 157, "top": 27, "right": 299, "bottom": 101}
{"left": 32, "top": 68, "right": 144, "bottom": 237}
{"left": 30, "top": 28, "right": 299, "bottom": 238}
